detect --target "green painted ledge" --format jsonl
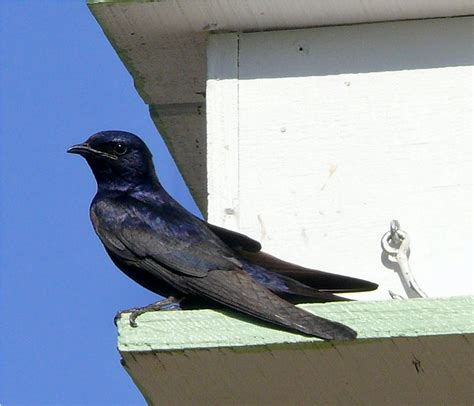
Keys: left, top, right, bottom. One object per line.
{"left": 117, "top": 296, "right": 474, "bottom": 352}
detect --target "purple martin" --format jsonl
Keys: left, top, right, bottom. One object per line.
{"left": 68, "top": 131, "right": 377, "bottom": 340}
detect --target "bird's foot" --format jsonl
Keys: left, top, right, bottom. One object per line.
{"left": 114, "top": 296, "right": 183, "bottom": 327}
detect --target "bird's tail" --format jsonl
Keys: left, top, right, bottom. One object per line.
{"left": 241, "top": 259, "right": 351, "bottom": 304}
{"left": 240, "top": 250, "right": 378, "bottom": 293}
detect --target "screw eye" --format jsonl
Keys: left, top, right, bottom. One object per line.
{"left": 114, "top": 143, "right": 127, "bottom": 155}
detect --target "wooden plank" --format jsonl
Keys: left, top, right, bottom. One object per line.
{"left": 116, "top": 296, "right": 474, "bottom": 351}
{"left": 117, "top": 294, "right": 474, "bottom": 405}
{"left": 89, "top": 2, "right": 210, "bottom": 211}
{"left": 206, "top": 33, "right": 240, "bottom": 229}
{"left": 89, "top": 1, "right": 474, "bottom": 32}
{"left": 121, "top": 335, "right": 473, "bottom": 405}
{"left": 149, "top": 104, "right": 207, "bottom": 212}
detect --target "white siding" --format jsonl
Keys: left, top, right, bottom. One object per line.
{"left": 207, "top": 17, "right": 473, "bottom": 299}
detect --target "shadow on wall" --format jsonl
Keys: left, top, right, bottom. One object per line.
{"left": 231, "top": 16, "right": 474, "bottom": 80}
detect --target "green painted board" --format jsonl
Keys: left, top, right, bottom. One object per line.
{"left": 117, "top": 296, "right": 474, "bottom": 352}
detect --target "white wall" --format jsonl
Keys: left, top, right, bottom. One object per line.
{"left": 207, "top": 17, "right": 473, "bottom": 300}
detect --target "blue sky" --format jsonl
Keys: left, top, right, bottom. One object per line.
{"left": 0, "top": 1, "right": 199, "bottom": 404}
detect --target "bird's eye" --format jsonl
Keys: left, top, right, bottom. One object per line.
{"left": 114, "top": 143, "right": 127, "bottom": 155}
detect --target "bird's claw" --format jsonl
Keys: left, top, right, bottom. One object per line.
{"left": 113, "top": 296, "right": 182, "bottom": 328}
{"left": 114, "top": 309, "right": 136, "bottom": 327}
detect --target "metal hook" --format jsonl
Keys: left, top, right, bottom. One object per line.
{"left": 381, "top": 220, "right": 427, "bottom": 299}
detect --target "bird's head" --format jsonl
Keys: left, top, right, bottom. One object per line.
{"left": 68, "top": 130, "right": 159, "bottom": 191}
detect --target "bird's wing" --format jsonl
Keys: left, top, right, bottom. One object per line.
{"left": 138, "top": 259, "right": 356, "bottom": 340}
{"left": 202, "top": 220, "right": 262, "bottom": 252}
{"left": 91, "top": 196, "right": 240, "bottom": 277}
{"left": 203, "top": 220, "right": 377, "bottom": 293}
{"left": 91, "top": 196, "right": 357, "bottom": 340}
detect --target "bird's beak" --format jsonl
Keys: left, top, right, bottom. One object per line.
{"left": 67, "top": 143, "right": 117, "bottom": 160}
{"left": 67, "top": 143, "right": 94, "bottom": 156}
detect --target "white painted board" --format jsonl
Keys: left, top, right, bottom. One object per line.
{"left": 207, "top": 17, "right": 473, "bottom": 300}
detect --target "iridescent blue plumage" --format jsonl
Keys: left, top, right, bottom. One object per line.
{"left": 68, "top": 130, "right": 377, "bottom": 340}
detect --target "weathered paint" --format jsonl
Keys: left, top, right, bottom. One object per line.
{"left": 121, "top": 335, "right": 473, "bottom": 405}
{"left": 88, "top": 1, "right": 209, "bottom": 211}
{"left": 88, "top": 0, "right": 474, "bottom": 27}
{"left": 206, "top": 34, "right": 240, "bottom": 230}
{"left": 117, "top": 296, "right": 474, "bottom": 351}
{"left": 117, "top": 296, "right": 474, "bottom": 405}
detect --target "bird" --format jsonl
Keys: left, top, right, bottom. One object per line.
{"left": 68, "top": 130, "right": 377, "bottom": 341}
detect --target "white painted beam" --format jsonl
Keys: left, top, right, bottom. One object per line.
{"left": 206, "top": 17, "right": 473, "bottom": 300}
{"left": 89, "top": 1, "right": 474, "bottom": 212}
{"left": 206, "top": 34, "right": 241, "bottom": 230}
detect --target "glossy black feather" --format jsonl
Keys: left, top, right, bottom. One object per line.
{"left": 203, "top": 221, "right": 262, "bottom": 252}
